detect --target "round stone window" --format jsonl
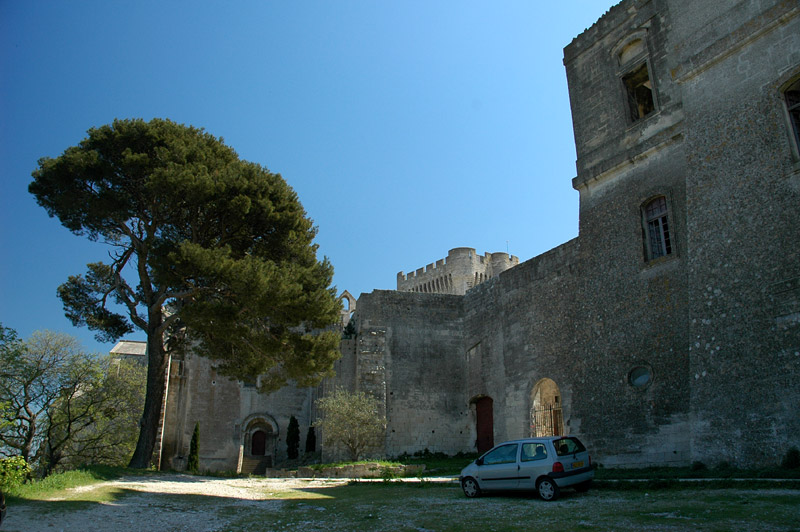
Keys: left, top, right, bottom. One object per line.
{"left": 628, "top": 366, "right": 652, "bottom": 388}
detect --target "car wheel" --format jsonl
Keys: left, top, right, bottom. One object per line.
{"left": 461, "top": 477, "right": 481, "bottom": 498}
{"left": 536, "top": 477, "right": 560, "bottom": 501}
{"left": 574, "top": 480, "right": 592, "bottom": 493}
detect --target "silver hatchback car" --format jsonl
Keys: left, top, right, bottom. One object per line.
{"left": 459, "top": 436, "right": 593, "bottom": 501}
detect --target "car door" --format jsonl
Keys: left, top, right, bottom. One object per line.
{"left": 517, "top": 441, "right": 550, "bottom": 490}
{"left": 475, "top": 443, "right": 520, "bottom": 491}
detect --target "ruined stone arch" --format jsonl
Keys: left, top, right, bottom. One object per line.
{"left": 530, "top": 378, "right": 564, "bottom": 437}
{"left": 611, "top": 30, "right": 650, "bottom": 67}
{"left": 339, "top": 290, "right": 356, "bottom": 326}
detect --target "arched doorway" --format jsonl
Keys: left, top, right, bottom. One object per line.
{"left": 530, "top": 378, "right": 563, "bottom": 437}
{"left": 470, "top": 396, "right": 494, "bottom": 454}
{"left": 241, "top": 415, "right": 278, "bottom": 473}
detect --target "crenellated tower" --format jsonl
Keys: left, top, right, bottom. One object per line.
{"left": 397, "top": 247, "right": 519, "bottom": 295}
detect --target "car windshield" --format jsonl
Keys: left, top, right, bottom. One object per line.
{"left": 553, "top": 437, "right": 586, "bottom": 456}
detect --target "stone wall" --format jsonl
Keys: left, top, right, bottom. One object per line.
{"left": 344, "top": 291, "right": 469, "bottom": 457}
{"left": 160, "top": 352, "right": 317, "bottom": 473}
{"left": 337, "top": 0, "right": 798, "bottom": 468}
{"left": 561, "top": 0, "right": 799, "bottom": 466}
{"left": 561, "top": 0, "right": 693, "bottom": 466}
{"left": 672, "top": 0, "right": 800, "bottom": 465}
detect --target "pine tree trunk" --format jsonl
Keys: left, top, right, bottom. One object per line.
{"left": 128, "top": 320, "right": 168, "bottom": 469}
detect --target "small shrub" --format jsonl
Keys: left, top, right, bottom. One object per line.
{"left": 0, "top": 456, "right": 32, "bottom": 490}
{"left": 342, "top": 321, "right": 356, "bottom": 339}
{"left": 782, "top": 447, "right": 800, "bottom": 469}
{"left": 380, "top": 466, "right": 397, "bottom": 482}
{"left": 691, "top": 461, "right": 707, "bottom": 472}
{"left": 187, "top": 422, "right": 200, "bottom": 473}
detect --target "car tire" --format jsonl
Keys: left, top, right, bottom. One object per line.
{"left": 574, "top": 480, "right": 592, "bottom": 493}
{"left": 461, "top": 477, "right": 481, "bottom": 498}
{"left": 536, "top": 477, "right": 560, "bottom": 501}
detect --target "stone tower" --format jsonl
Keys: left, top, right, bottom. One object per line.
{"left": 397, "top": 247, "right": 519, "bottom": 295}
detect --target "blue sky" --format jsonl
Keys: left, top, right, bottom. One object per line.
{"left": 0, "top": 1, "right": 611, "bottom": 354}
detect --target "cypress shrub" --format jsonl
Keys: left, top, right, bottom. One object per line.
{"left": 187, "top": 422, "right": 200, "bottom": 473}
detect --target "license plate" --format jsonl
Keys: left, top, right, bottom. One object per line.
{"left": 572, "top": 461, "right": 584, "bottom": 468}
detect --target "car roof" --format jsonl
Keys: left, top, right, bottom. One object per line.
{"left": 496, "top": 436, "right": 574, "bottom": 444}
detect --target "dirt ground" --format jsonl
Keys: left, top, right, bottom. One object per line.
{"left": 4, "top": 475, "right": 798, "bottom": 531}
{"left": 2, "top": 474, "right": 354, "bottom": 532}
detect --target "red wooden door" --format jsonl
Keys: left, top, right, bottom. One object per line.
{"left": 475, "top": 397, "right": 494, "bottom": 454}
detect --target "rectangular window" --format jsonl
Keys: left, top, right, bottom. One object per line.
{"left": 622, "top": 63, "right": 655, "bottom": 121}
{"left": 644, "top": 196, "right": 672, "bottom": 260}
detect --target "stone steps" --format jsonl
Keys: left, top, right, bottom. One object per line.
{"left": 241, "top": 456, "right": 272, "bottom": 476}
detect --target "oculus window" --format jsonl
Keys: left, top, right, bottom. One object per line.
{"left": 629, "top": 366, "right": 652, "bottom": 388}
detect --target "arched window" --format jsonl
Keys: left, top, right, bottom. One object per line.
{"left": 643, "top": 196, "right": 672, "bottom": 261}
{"left": 785, "top": 78, "right": 800, "bottom": 152}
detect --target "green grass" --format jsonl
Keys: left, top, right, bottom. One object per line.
{"left": 222, "top": 482, "right": 800, "bottom": 531}
{"left": 593, "top": 465, "right": 800, "bottom": 480}
{"left": 4, "top": 465, "right": 153, "bottom": 501}
{"left": 305, "top": 459, "right": 402, "bottom": 471}
{"left": 394, "top": 451, "right": 478, "bottom": 476}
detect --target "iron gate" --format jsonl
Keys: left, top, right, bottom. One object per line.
{"left": 530, "top": 403, "right": 563, "bottom": 437}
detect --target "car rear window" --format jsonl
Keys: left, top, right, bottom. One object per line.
{"left": 553, "top": 437, "right": 586, "bottom": 456}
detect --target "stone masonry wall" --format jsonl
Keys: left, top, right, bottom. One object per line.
{"left": 161, "top": 352, "right": 316, "bottom": 472}
{"left": 673, "top": 0, "right": 800, "bottom": 465}
{"left": 560, "top": 0, "right": 693, "bottom": 467}
{"left": 348, "top": 290, "right": 469, "bottom": 456}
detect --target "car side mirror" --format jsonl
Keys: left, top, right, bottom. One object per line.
{"left": 476, "top": 457, "right": 484, "bottom": 466}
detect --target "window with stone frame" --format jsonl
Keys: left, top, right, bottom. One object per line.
{"left": 643, "top": 196, "right": 672, "bottom": 261}
{"left": 617, "top": 37, "right": 656, "bottom": 122}
{"left": 785, "top": 78, "right": 800, "bottom": 152}
{"left": 623, "top": 62, "right": 655, "bottom": 121}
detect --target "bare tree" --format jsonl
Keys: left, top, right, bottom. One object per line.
{"left": 0, "top": 327, "right": 86, "bottom": 465}
{"left": 314, "top": 389, "right": 386, "bottom": 461}
{"left": 0, "top": 326, "right": 144, "bottom": 476}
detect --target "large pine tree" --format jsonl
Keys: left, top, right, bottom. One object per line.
{"left": 29, "top": 118, "right": 342, "bottom": 468}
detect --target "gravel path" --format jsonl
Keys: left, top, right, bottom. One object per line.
{"left": 3, "top": 474, "right": 352, "bottom": 532}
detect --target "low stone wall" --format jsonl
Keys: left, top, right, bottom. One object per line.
{"left": 263, "top": 463, "right": 426, "bottom": 479}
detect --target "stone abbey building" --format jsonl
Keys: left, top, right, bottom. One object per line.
{"left": 139, "top": 0, "right": 799, "bottom": 473}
